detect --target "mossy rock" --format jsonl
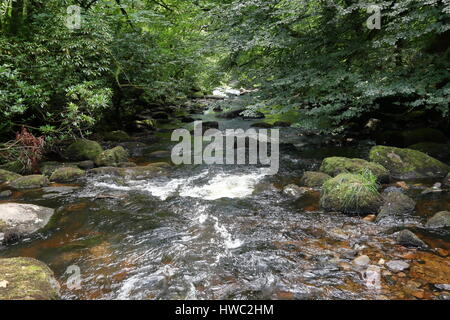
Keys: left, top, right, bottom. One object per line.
{"left": 369, "top": 146, "right": 450, "bottom": 180}
{"left": 0, "top": 161, "right": 25, "bottom": 174}
{"left": 39, "top": 161, "right": 78, "bottom": 176}
{"left": 377, "top": 128, "right": 447, "bottom": 147}
{"left": 0, "top": 257, "right": 60, "bottom": 300}
{"left": 320, "top": 157, "right": 390, "bottom": 183}
{"left": 320, "top": 173, "right": 381, "bottom": 214}
{"left": 408, "top": 143, "right": 450, "bottom": 163}
{"left": 94, "top": 146, "right": 129, "bottom": 167}
{"left": 88, "top": 163, "right": 168, "bottom": 179}
{"left": 103, "top": 130, "right": 132, "bottom": 142}
{"left": 50, "top": 167, "right": 85, "bottom": 183}
{"left": 9, "top": 175, "right": 49, "bottom": 189}
{"left": 425, "top": 211, "right": 450, "bottom": 229}
{"left": 300, "top": 171, "right": 331, "bottom": 188}
{"left": 65, "top": 139, "right": 104, "bottom": 161}
{"left": 0, "top": 169, "right": 22, "bottom": 184}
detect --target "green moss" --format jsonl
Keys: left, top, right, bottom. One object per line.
{"left": 94, "top": 146, "right": 129, "bottom": 167}
{"left": 300, "top": 171, "right": 331, "bottom": 188}
{"left": 320, "top": 172, "right": 381, "bottom": 214}
{"left": 408, "top": 143, "right": 450, "bottom": 162}
{"left": 369, "top": 146, "right": 450, "bottom": 180}
{"left": 10, "top": 175, "right": 49, "bottom": 189}
{"left": 50, "top": 167, "right": 85, "bottom": 183}
{"left": 425, "top": 211, "right": 450, "bottom": 229}
{"left": 65, "top": 139, "right": 103, "bottom": 161}
{"left": 320, "top": 157, "right": 389, "bottom": 183}
{"left": 0, "top": 169, "right": 22, "bottom": 184}
{"left": 0, "top": 257, "right": 60, "bottom": 300}
{"left": 103, "top": 130, "right": 131, "bottom": 142}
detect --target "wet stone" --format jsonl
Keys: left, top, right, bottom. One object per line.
{"left": 395, "top": 230, "right": 428, "bottom": 249}
{"left": 386, "top": 260, "right": 410, "bottom": 272}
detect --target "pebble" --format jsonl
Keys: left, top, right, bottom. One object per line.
{"left": 386, "top": 260, "right": 410, "bottom": 272}
{"left": 353, "top": 255, "right": 370, "bottom": 267}
{"left": 434, "top": 284, "right": 450, "bottom": 291}
{"left": 378, "top": 258, "right": 385, "bottom": 265}
{"left": 363, "top": 215, "right": 376, "bottom": 222}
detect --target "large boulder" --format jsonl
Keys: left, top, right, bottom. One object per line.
{"left": 49, "top": 167, "right": 85, "bottom": 183}
{"left": 94, "top": 146, "right": 129, "bottom": 167}
{"left": 0, "top": 203, "right": 54, "bottom": 242}
{"left": 395, "top": 230, "right": 428, "bottom": 249}
{"left": 0, "top": 169, "right": 22, "bottom": 184}
{"left": 9, "top": 175, "right": 49, "bottom": 189}
{"left": 65, "top": 139, "right": 103, "bottom": 161}
{"left": 320, "top": 173, "right": 381, "bottom": 214}
{"left": 0, "top": 257, "right": 60, "bottom": 300}
{"left": 39, "top": 161, "right": 77, "bottom": 176}
{"left": 89, "top": 163, "right": 169, "bottom": 179}
{"left": 425, "top": 211, "right": 450, "bottom": 229}
{"left": 408, "top": 143, "right": 450, "bottom": 163}
{"left": 369, "top": 146, "right": 450, "bottom": 180}
{"left": 320, "top": 157, "right": 390, "bottom": 183}
{"left": 376, "top": 190, "right": 416, "bottom": 223}
{"left": 300, "top": 171, "right": 331, "bottom": 188}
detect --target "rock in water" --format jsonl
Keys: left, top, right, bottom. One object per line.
{"left": 425, "top": 211, "right": 450, "bottom": 229}
{"left": 50, "top": 167, "right": 85, "bottom": 183}
{"left": 395, "top": 230, "right": 428, "bottom": 249}
{"left": 9, "top": 175, "right": 49, "bottom": 189}
{"left": 282, "top": 184, "right": 308, "bottom": 198}
{"left": 320, "top": 173, "right": 381, "bottom": 214}
{"left": 0, "top": 257, "right": 60, "bottom": 300}
{"left": 300, "top": 171, "right": 331, "bottom": 188}
{"left": 0, "top": 169, "right": 22, "bottom": 184}
{"left": 0, "top": 203, "right": 54, "bottom": 242}
{"left": 353, "top": 255, "right": 370, "bottom": 267}
{"left": 95, "top": 146, "right": 129, "bottom": 167}
{"left": 376, "top": 191, "right": 416, "bottom": 223}
{"left": 320, "top": 157, "right": 390, "bottom": 183}
{"left": 369, "top": 146, "right": 450, "bottom": 180}
{"left": 65, "top": 139, "right": 103, "bottom": 161}
{"left": 386, "top": 260, "right": 410, "bottom": 272}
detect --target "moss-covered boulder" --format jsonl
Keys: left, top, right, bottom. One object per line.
{"left": 9, "top": 175, "right": 49, "bottom": 189}
{"left": 376, "top": 191, "right": 416, "bottom": 223}
{"left": 377, "top": 128, "right": 447, "bottom": 147}
{"left": 0, "top": 169, "right": 22, "bottom": 184}
{"left": 0, "top": 257, "right": 60, "bottom": 300}
{"left": 320, "top": 173, "right": 381, "bottom": 214}
{"left": 425, "top": 211, "right": 450, "bottom": 229}
{"left": 408, "top": 143, "right": 450, "bottom": 163}
{"left": 88, "top": 163, "right": 168, "bottom": 179}
{"left": 39, "top": 161, "right": 78, "bottom": 176}
{"left": 49, "top": 167, "right": 85, "bottom": 183}
{"left": 0, "top": 203, "right": 54, "bottom": 239}
{"left": 300, "top": 171, "right": 331, "bottom": 188}
{"left": 369, "top": 146, "right": 450, "bottom": 180}
{"left": 0, "top": 161, "right": 24, "bottom": 174}
{"left": 320, "top": 157, "right": 390, "bottom": 183}
{"left": 65, "top": 139, "right": 103, "bottom": 161}
{"left": 95, "top": 146, "right": 129, "bottom": 167}
{"left": 103, "top": 130, "right": 132, "bottom": 142}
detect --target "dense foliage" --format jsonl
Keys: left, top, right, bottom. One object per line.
{"left": 0, "top": 0, "right": 449, "bottom": 142}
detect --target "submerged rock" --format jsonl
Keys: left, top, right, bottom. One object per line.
{"left": 9, "top": 175, "right": 49, "bottom": 189}
{"left": 369, "top": 146, "right": 450, "bottom": 180}
{"left": 65, "top": 139, "right": 103, "bottom": 161}
{"left": 320, "top": 157, "right": 389, "bottom": 183}
{"left": 282, "top": 184, "right": 308, "bottom": 198}
{"left": 0, "top": 169, "right": 22, "bottom": 184}
{"left": 300, "top": 171, "right": 331, "bottom": 188}
{"left": 386, "top": 260, "right": 410, "bottom": 272}
{"left": 376, "top": 191, "right": 416, "bottom": 223}
{"left": 320, "top": 173, "right": 381, "bottom": 214}
{"left": 0, "top": 257, "right": 60, "bottom": 300}
{"left": 395, "top": 230, "right": 428, "bottom": 249}
{"left": 0, "top": 203, "right": 54, "bottom": 242}
{"left": 95, "top": 146, "right": 129, "bottom": 167}
{"left": 425, "top": 211, "right": 450, "bottom": 229}
{"left": 50, "top": 167, "right": 85, "bottom": 183}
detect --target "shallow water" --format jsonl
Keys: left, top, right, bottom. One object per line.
{"left": 1, "top": 97, "right": 449, "bottom": 300}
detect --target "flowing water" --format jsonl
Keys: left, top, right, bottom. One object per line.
{"left": 1, "top": 96, "right": 449, "bottom": 300}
